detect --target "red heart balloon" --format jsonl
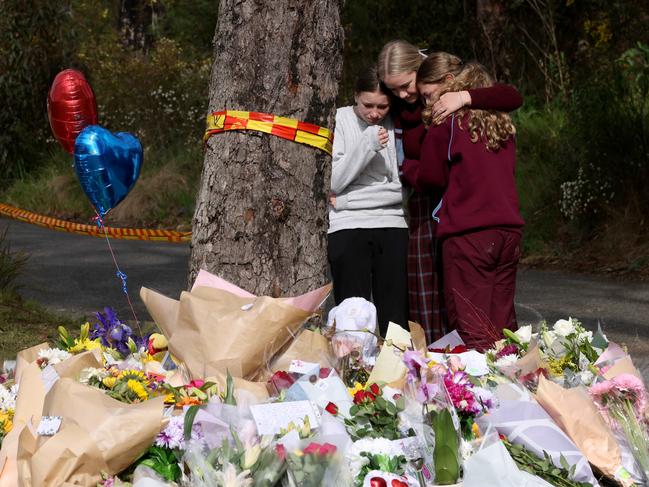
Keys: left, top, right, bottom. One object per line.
{"left": 391, "top": 480, "right": 408, "bottom": 487}
{"left": 370, "top": 478, "right": 387, "bottom": 487}
{"left": 47, "top": 69, "right": 98, "bottom": 153}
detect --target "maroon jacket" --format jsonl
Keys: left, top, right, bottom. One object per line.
{"left": 394, "top": 83, "right": 524, "bottom": 188}
{"left": 404, "top": 113, "right": 524, "bottom": 239}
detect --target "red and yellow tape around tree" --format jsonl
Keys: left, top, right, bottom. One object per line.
{"left": 1, "top": 112, "right": 332, "bottom": 240}
{"left": 0, "top": 203, "right": 191, "bottom": 242}
{"left": 204, "top": 110, "right": 333, "bottom": 155}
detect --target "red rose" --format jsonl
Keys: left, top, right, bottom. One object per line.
{"left": 325, "top": 401, "right": 338, "bottom": 416}
{"left": 369, "top": 383, "right": 380, "bottom": 395}
{"left": 319, "top": 442, "right": 337, "bottom": 455}
{"left": 270, "top": 371, "right": 295, "bottom": 391}
{"left": 303, "top": 442, "right": 322, "bottom": 455}
{"left": 353, "top": 390, "right": 366, "bottom": 404}
{"left": 365, "top": 391, "right": 376, "bottom": 402}
{"left": 392, "top": 393, "right": 402, "bottom": 400}
{"left": 319, "top": 367, "right": 331, "bottom": 379}
{"left": 275, "top": 443, "right": 287, "bottom": 460}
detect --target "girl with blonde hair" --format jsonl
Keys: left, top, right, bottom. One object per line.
{"left": 402, "top": 52, "right": 524, "bottom": 349}
{"left": 377, "top": 40, "right": 523, "bottom": 343}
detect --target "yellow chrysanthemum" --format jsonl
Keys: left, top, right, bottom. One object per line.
{"left": 347, "top": 382, "right": 365, "bottom": 396}
{"left": 2, "top": 419, "right": 12, "bottom": 433}
{"left": 102, "top": 377, "right": 117, "bottom": 389}
{"left": 69, "top": 338, "right": 102, "bottom": 354}
{"left": 472, "top": 422, "right": 481, "bottom": 438}
{"left": 163, "top": 393, "right": 176, "bottom": 404}
{"left": 127, "top": 380, "right": 148, "bottom": 401}
{"left": 117, "top": 369, "right": 147, "bottom": 382}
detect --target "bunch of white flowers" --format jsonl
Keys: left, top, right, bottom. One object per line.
{"left": 346, "top": 437, "right": 404, "bottom": 480}
{"left": 0, "top": 383, "right": 17, "bottom": 411}
{"left": 37, "top": 348, "right": 71, "bottom": 367}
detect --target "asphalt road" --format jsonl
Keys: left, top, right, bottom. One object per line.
{"left": 2, "top": 216, "right": 648, "bottom": 377}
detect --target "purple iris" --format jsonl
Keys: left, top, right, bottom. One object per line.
{"left": 90, "top": 307, "right": 144, "bottom": 357}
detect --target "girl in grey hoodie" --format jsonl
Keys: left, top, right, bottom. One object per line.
{"left": 327, "top": 66, "right": 408, "bottom": 336}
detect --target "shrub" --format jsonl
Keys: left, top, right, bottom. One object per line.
{"left": 0, "top": 229, "right": 28, "bottom": 296}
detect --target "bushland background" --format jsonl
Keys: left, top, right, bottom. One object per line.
{"left": 1, "top": 0, "right": 649, "bottom": 277}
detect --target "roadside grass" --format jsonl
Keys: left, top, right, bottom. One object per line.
{"left": 0, "top": 228, "right": 86, "bottom": 360}
{"left": 1, "top": 142, "right": 203, "bottom": 229}
{"left": 0, "top": 292, "right": 88, "bottom": 361}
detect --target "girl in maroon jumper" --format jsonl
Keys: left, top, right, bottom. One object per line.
{"left": 377, "top": 40, "right": 523, "bottom": 344}
{"left": 405, "top": 52, "right": 524, "bottom": 350}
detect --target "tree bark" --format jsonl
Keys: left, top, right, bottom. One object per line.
{"left": 189, "top": 0, "right": 344, "bottom": 297}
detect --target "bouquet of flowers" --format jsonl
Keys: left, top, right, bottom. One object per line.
{"left": 344, "top": 382, "right": 406, "bottom": 440}
{"left": 0, "top": 381, "right": 16, "bottom": 445}
{"left": 346, "top": 437, "right": 407, "bottom": 486}
{"left": 590, "top": 373, "right": 649, "bottom": 482}
{"left": 284, "top": 441, "right": 338, "bottom": 487}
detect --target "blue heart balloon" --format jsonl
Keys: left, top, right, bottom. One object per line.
{"left": 73, "top": 125, "right": 143, "bottom": 217}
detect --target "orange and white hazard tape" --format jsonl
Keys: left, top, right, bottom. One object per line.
{"left": 204, "top": 110, "right": 333, "bottom": 155}
{"left": 0, "top": 203, "right": 191, "bottom": 243}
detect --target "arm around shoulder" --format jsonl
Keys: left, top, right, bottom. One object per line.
{"left": 467, "top": 83, "right": 523, "bottom": 112}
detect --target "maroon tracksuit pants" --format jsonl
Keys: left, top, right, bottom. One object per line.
{"left": 442, "top": 228, "right": 521, "bottom": 350}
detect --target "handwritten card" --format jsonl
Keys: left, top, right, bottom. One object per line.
{"left": 288, "top": 360, "right": 319, "bottom": 375}
{"left": 250, "top": 400, "right": 320, "bottom": 435}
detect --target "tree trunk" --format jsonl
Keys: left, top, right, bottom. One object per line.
{"left": 189, "top": 0, "right": 344, "bottom": 297}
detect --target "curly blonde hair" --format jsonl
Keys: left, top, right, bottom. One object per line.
{"left": 417, "top": 52, "right": 515, "bottom": 151}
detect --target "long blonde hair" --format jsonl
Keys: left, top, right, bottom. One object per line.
{"left": 417, "top": 52, "right": 516, "bottom": 151}
{"left": 377, "top": 40, "right": 423, "bottom": 80}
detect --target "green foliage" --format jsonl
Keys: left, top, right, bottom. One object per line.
{"left": 340, "top": 0, "right": 469, "bottom": 103}
{"left": 514, "top": 103, "right": 570, "bottom": 254}
{"left": 157, "top": 0, "right": 218, "bottom": 56}
{"left": 138, "top": 445, "right": 182, "bottom": 482}
{"left": 0, "top": 229, "right": 28, "bottom": 296}
{"left": 504, "top": 438, "right": 592, "bottom": 487}
{"left": 0, "top": 0, "right": 75, "bottom": 186}
{"left": 344, "top": 391, "right": 405, "bottom": 440}
{"left": 430, "top": 408, "right": 460, "bottom": 485}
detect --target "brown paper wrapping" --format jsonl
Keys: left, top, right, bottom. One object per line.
{"left": 535, "top": 375, "right": 627, "bottom": 483}
{"left": 140, "top": 284, "right": 331, "bottom": 380}
{"left": 271, "top": 329, "right": 334, "bottom": 373}
{"left": 1, "top": 350, "right": 106, "bottom": 486}
{"left": 14, "top": 343, "right": 49, "bottom": 383}
{"left": 17, "top": 378, "right": 165, "bottom": 487}
{"left": 603, "top": 356, "right": 644, "bottom": 384}
{"left": 0, "top": 363, "right": 46, "bottom": 487}
{"left": 514, "top": 344, "right": 544, "bottom": 376}
{"left": 408, "top": 322, "right": 427, "bottom": 352}
{"left": 53, "top": 350, "right": 103, "bottom": 379}
{"left": 207, "top": 370, "right": 270, "bottom": 403}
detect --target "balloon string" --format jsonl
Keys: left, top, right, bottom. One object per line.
{"left": 94, "top": 212, "right": 143, "bottom": 338}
